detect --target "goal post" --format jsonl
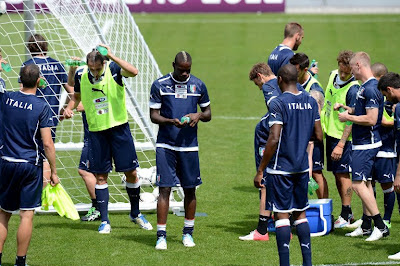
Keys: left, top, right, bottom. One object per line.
{"left": 0, "top": 0, "right": 184, "bottom": 213}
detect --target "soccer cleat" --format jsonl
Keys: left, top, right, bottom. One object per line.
{"left": 384, "top": 220, "right": 392, "bottom": 229}
{"left": 98, "top": 221, "right": 111, "bottom": 234}
{"left": 130, "top": 213, "right": 153, "bottom": 230}
{"left": 345, "top": 227, "right": 372, "bottom": 237}
{"left": 80, "top": 207, "right": 101, "bottom": 222}
{"left": 182, "top": 233, "right": 196, "bottom": 247}
{"left": 347, "top": 219, "right": 363, "bottom": 229}
{"left": 239, "top": 230, "right": 269, "bottom": 241}
{"left": 155, "top": 236, "right": 167, "bottom": 250}
{"left": 334, "top": 216, "right": 351, "bottom": 228}
{"left": 388, "top": 251, "right": 400, "bottom": 260}
{"left": 365, "top": 226, "right": 389, "bottom": 242}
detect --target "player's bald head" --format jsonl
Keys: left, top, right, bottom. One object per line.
{"left": 87, "top": 49, "right": 106, "bottom": 65}
{"left": 174, "top": 51, "right": 192, "bottom": 65}
{"left": 371, "top": 62, "right": 388, "bottom": 80}
{"left": 277, "top": 64, "right": 298, "bottom": 84}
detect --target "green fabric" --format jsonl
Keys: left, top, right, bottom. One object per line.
{"left": 304, "top": 75, "right": 323, "bottom": 92}
{"left": 321, "top": 70, "right": 359, "bottom": 140}
{"left": 42, "top": 184, "right": 79, "bottom": 220}
{"left": 80, "top": 62, "right": 128, "bottom": 132}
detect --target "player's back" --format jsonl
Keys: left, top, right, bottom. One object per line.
{"left": 1, "top": 91, "right": 53, "bottom": 165}
{"left": 267, "top": 44, "right": 294, "bottom": 75}
{"left": 267, "top": 91, "right": 319, "bottom": 174}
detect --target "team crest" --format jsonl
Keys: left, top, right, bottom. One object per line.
{"left": 190, "top": 84, "right": 196, "bottom": 93}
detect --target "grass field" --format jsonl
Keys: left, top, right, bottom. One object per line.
{"left": 1, "top": 12, "right": 400, "bottom": 265}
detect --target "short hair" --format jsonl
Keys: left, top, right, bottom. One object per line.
{"left": 378, "top": 72, "right": 400, "bottom": 92}
{"left": 371, "top": 62, "right": 388, "bottom": 79}
{"left": 337, "top": 50, "right": 354, "bottom": 66}
{"left": 284, "top": 22, "right": 303, "bottom": 38}
{"left": 350, "top": 52, "right": 371, "bottom": 67}
{"left": 289, "top": 53, "right": 309, "bottom": 70}
{"left": 249, "top": 63, "right": 273, "bottom": 80}
{"left": 277, "top": 64, "right": 298, "bottom": 84}
{"left": 20, "top": 64, "right": 40, "bottom": 88}
{"left": 86, "top": 49, "right": 106, "bottom": 64}
{"left": 27, "top": 34, "right": 48, "bottom": 55}
{"left": 174, "top": 51, "right": 192, "bottom": 64}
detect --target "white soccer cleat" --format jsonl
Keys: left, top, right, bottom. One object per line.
{"left": 365, "top": 226, "right": 389, "bottom": 242}
{"left": 155, "top": 236, "right": 167, "bottom": 250}
{"left": 345, "top": 227, "right": 371, "bottom": 237}
{"left": 347, "top": 219, "right": 363, "bottom": 229}
{"left": 388, "top": 251, "right": 400, "bottom": 260}
{"left": 334, "top": 216, "right": 350, "bottom": 229}
{"left": 182, "top": 233, "right": 196, "bottom": 247}
{"left": 98, "top": 221, "right": 111, "bottom": 234}
{"left": 239, "top": 230, "right": 269, "bottom": 241}
{"left": 130, "top": 213, "right": 153, "bottom": 230}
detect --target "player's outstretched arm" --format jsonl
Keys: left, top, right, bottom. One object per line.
{"left": 342, "top": 107, "right": 378, "bottom": 126}
{"left": 40, "top": 127, "right": 59, "bottom": 186}
{"left": 254, "top": 124, "right": 282, "bottom": 188}
{"left": 98, "top": 43, "right": 138, "bottom": 77}
{"left": 63, "top": 93, "right": 81, "bottom": 119}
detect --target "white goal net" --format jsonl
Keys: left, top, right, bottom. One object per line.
{"left": 0, "top": 0, "right": 184, "bottom": 213}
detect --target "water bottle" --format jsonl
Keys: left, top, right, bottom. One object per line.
{"left": 65, "top": 59, "right": 86, "bottom": 66}
{"left": 39, "top": 78, "right": 47, "bottom": 88}
{"left": 96, "top": 46, "right": 108, "bottom": 56}
{"left": 339, "top": 107, "right": 353, "bottom": 126}
{"left": 308, "top": 177, "right": 319, "bottom": 195}
{"left": 1, "top": 62, "right": 11, "bottom": 72}
{"left": 310, "top": 59, "right": 318, "bottom": 80}
{"left": 181, "top": 116, "right": 190, "bottom": 123}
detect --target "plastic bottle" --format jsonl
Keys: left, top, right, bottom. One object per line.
{"left": 339, "top": 107, "right": 353, "bottom": 125}
{"left": 1, "top": 62, "right": 11, "bottom": 72}
{"left": 39, "top": 78, "right": 47, "bottom": 87}
{"left": 65, "top": 59, "right": 86, "bottom": 67}
{"left": 310, "top": 59, "right": 318, "bottom": 80}
{"left": 308, "top": 177, "right": 319, "bottom": 195}
{"left": 96, "top": 46, "right": 108, "bottom": 56}
{"left": 181, "top": 116, "right": 190, "bottom": 123}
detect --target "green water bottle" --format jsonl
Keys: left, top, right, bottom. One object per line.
{"left": 339, "top": 107, "right": 353, "bottom": 126}
{"left": 308, "top": 177, "right": 319, "bottom": 195}
{"left": 65, "top": 59, "right": 86, "bottom": 67}
{"left": 1, "top": 62, "right": 11, "bottom": 72}
{"left": 39, "top": 78, "right": 47, "bottom": 88}
{"left": 310, "top": 59, "right": 318, "bottom": 80}
{"left": 181, "top": 116, "right": 190, "bottom": 123}
{"left": 96, "top": 46, "right": 108, "bottom": 56}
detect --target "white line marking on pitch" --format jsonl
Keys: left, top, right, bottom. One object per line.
{"left": 214, "top": 116, "right": 260, "bottom": 120}
{"left": 293, "top": 262, "right": 400, "bottom": 266}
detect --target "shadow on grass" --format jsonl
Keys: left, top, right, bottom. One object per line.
{"left": 211, "top": 219, "right": 259, "bottom": 235}
{"left": 116, "top": 233, "right": 183, "bottom": 248}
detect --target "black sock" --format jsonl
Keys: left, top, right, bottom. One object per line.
{"left": 15, "top": 255, "right": 26, "bottom": 266}
{"left": 340, "top": 205, "right": 352, "bottom": 221}
{"left": 0, "top": 252, "right": 2, "bottom": 265}
{"left": 157, "top": 230, "right": 167, "bottom": 238}
{"left": 361, "top": 214, "right": 372, "bottom": 230}
{"left": 371, "top": 214, "right": 386, "bottom": 230}
{"left": 91, "top": 198, "right": 97, "bottom": 210}
{"left": 257, "top": 215, "right": 269, "bottom": 235}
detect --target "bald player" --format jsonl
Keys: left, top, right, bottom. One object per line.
{"left": 150, "top": 51, "right": 212, "bottom": 250}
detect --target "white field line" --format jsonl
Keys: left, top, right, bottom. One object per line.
{"left": 214, "top": 115, "right": 260, "bottom": 120}
{"left": 293, "top": 262, "right": 400, "bottom": 266}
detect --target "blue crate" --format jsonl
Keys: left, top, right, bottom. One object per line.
{"left": 305, "top": 199, "right": 333, "bottom": 236}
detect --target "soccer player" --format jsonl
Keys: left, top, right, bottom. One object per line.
{"left": 371, "top": 62, "right": 388, "bottom": 80}
{"left": 289, "top": 53, "right": 328, "bottom": 199}
{"left": 321, "top": 50, "right": 360, "bottom": 228}
{"left": 377, "top": 72, "right": 400, "bottom": 260}
{"left": 255, "top": 64, "right": 322, "bottom": 266}
{"left": 64, "top": 44, "right": 152, "bottom": 233}
{"left": 337, "top": 52, "right": 389, "bottom": 241}
{"left": 22, "top": 34, "right": 74, "bottom": 186}
{"left": 238, "top": 63, "right": 277, "bottom": 241}
{"left": 150, "top": 51, "right": 211, "bottom": 250}
{"left": 0, "top": 64, "right": 59, "bottom": 266}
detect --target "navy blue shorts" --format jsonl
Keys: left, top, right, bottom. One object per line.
{"left": 351, "top": 148, "right": 379, "bottom": 181}
{"left": 88, "top": 123, "right": 139, "bottom": 173}
{"left": 255, "top": 145, "right": 267, "bottom": 178}
{"left": 0, "top": 160, "right": 43, "bottom": 212}
{"left": 372, "top": 157, "right": 396, "bottom": 184}
{"left": 326, "top": 135, "right": 352, "bottom": 174}
{"left": 312, "top": 141, "right": 324, "bottom": 171}
{"left": 78, "top": 112, "right": 90, "bottom": 171}
{"left": 156, "top": 147, "right": 202, "bottom": 188}
{"left": 270, "top": 172, "right": 309, "bottom": 213}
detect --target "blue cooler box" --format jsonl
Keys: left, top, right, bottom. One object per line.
{"left": 305, "top": 199, "right": 333, "bottom": 237}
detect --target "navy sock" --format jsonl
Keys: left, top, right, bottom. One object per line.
{"left": 157, "top": 230, "right": 167, "bottom": 238}
{"left": 0, "top": 252, "right": 2, "bottom": 265}
{"left": 91, "top": 198, "right": 98, "bottom": 210}
{"left": 295, "top": 220, "right": 312, "bottom": 266}
{"left": 340, "top": 205, "right": 352, "bottom": 221}
{"left": 361, "top": 214, "right": 372, "bottom": 230}
{"left": 257, "top": 215, "right": 269, "bottom": 235}
{"left": 383, "top": 188, "right": 395, "bottom": 222}
{"left": 372, "top": 214, "right": 386, "bottom": 230}
{"left": 95, "top": 185, "right": 110, "bottom": 223}
{"left": 275, "top": 219, "right": 291, "bottom": 266}
{"left": 126, "top": 186, "right": 140, "bottom": 218}
{"left": 15, "top": 255, "right": 26, "bottom": 266}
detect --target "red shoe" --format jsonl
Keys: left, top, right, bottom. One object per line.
{"left": 239, "top": 230, "right": 269, "bottom": 241}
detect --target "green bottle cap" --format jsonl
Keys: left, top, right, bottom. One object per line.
{"left": 96, "top": 46, "right": 108, "bottom": 56}
{"left": 1, "top": 62, "right": 11, "bottom": 72}
{"left": 181, "top": 116, "right": 190, "bottom": 123}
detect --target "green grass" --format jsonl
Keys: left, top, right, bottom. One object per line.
{"left": 1, "top": 13, "right": 400, "bottom": 265}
